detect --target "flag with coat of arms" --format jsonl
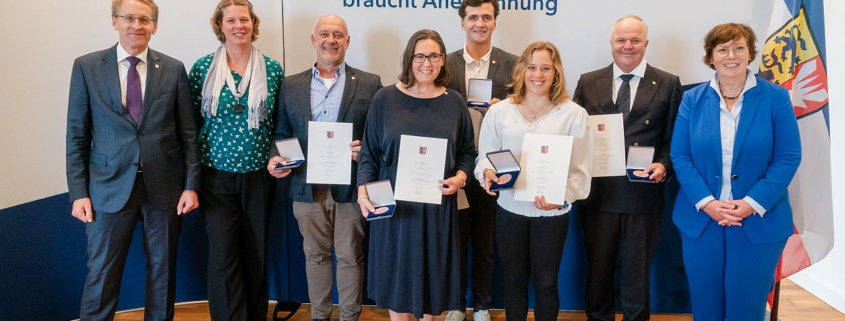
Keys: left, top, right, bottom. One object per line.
{"left": 758, "top": 0, "right": 833, "bottom": 288}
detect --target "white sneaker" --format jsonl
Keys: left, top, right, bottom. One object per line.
{"left": 445, "top": 310, "right": 466, "bottom": 321}
{"left": 472, "top": 310, "right": 490, "bottom": 321}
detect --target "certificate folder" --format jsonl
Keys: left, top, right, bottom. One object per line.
{"left": 365, "top": 180, "right": 395, "bottom": 220}
{"left": 626, "top": 146, "right": 656, "bottom": 183}
{"left": 486, "top": 149, "right": 520, "bottom": 191}
{"left": 274, "top": 138, "right": 305, "bottom": 170}
{"left": 467, "top": 78, "right": 493, "bottom": 108}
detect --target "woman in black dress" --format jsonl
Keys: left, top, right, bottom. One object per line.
{"left": 356, "top": 29, "right": 476, "bottom": 321}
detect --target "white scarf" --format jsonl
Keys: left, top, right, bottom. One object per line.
{"left": 201, "top": 45, "right": 268, "bottom": 130}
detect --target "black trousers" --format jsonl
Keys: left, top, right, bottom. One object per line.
{"left": 200, "top": 167, "right": 275, "bottom": 321}
{"left": 80, "top": 174, "right": 181, "bottom": 321}
{"left": 496, "top": 206, "right": 568, "bottom": 321}
{"left": 457, "top": 178, "right": 497, "bottom": 311}
{"left": 579, "top": 205, "right": 661, "bottom": 321}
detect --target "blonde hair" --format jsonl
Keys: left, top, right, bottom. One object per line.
{"left": 508, "top": 41, "right": 569, "bottom": 105}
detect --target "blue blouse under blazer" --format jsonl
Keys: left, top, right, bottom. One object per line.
{"left": 671, "top": 77, "right": 801, "bottom": 245}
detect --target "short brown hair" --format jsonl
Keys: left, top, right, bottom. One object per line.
{"left": 508, "top": 42, "right": 569, "bottom": 105}
{"left": 398, "top": 29, "right": 450, "bottom": 88}
{"left": 702, "top": 23, "right": 757, "bottom": 69}
{"left": 112, "top": 0, "right": 159, "bottom": 22}
{"left": 210, "top": 0, "right": 261, "bottom": 43}
{"left": 458, "top": 0, "right": 500, "bottom": 19}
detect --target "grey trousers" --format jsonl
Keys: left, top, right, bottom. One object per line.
{"left": 292, "top": 185, "right": 365, "bottom": 321}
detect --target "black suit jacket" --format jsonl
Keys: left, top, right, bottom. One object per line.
{"left": 445, "top": 46, "right": 518, "bottom": 101}
{"left": 446, "top": 46, "right": 517, "bottom": 149}
{"left": 66, "top": 45, "right": 200, "bottom": 213}
{"left": 573, "top": 63, "right": 682, "bottom": 214}
{"left": 271, "top": 64, "right": 382, "bottom": 203}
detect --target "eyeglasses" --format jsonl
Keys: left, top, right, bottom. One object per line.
{"left": 412, "top": 53, "right": 444, "bottom": 63}
{"left": 714, "top": 45, "right": 748, "bottom": 57}
{"left": 114, "top": 15, "right": 156, "bottom": 25}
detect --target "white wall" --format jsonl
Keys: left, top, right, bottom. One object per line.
{"left": 0, "top": 0, "right": 282, "bottom": 209}
{"left": 788, "top": 0, "right": 845, "bottom": 314}
{"left": 282, "top": 0, "right": 774, "bottom": 86}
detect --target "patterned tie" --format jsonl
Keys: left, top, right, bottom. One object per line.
{"left": 126, "top": 56, "right": 142, "bottom": 123}
{"left": 617, "top": 74, "right": 634, "bottom": 117}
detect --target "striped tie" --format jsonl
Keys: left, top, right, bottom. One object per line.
{"left": 617, "top": 74, "right": 634, "bottom": 117}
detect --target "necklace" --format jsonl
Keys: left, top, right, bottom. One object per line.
{"left": 524, "top": 101, "right": 549, "bottom": 120}
{"left": 719, "top": 79, "right": 746, "bottom": 100}
{"left": 411, "top": 85, "right": 433, "bottom": 95}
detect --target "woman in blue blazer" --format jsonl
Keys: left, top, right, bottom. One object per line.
{"left": 671, "top": 23, "right": 801, "bottom": 320}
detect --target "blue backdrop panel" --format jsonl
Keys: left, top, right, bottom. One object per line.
{"left": 1, "top": 172, "right": 693, "bottom": 320}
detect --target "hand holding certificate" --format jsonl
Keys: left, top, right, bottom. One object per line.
{"left": 588, "top": 114, "right": 626, "bottom": 177}
{"left": 513, "top": 133, "right": 574, "bottom": 205}
{"left": 394, "top": 135, "right": 448, "bottom": 204}
{"left": 306, "top": 121, "right": 353, "bottom": 185}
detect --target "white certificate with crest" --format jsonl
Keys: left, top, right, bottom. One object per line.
{"left": 394, "top": 135, "right": 448, "bottom": 204}
{"left": 588, "top": 114, "right": 626, "bottom": 177}
{"left": 306, "top": 121, "right": 353, "bottom": 185}
{"left": 513, "top": 133, "right": 573, "bottom": 205}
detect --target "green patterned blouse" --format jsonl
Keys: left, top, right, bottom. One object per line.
{"left": 189, "top": 53, "right": 284, "bottom": 173}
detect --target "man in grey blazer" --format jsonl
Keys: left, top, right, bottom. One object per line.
{"left": 267, "top": 14, "right": 381, "bottom": 321}
{"left": 66, "top": 0, "right": 199, "bottom": 320}
{"left": 443, "top": 1, "right": 517, "bottom": 321}
{"left": 572, "top": 16, "right": 681, "bottom": 321}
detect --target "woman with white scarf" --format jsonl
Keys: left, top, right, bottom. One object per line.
{"left": 187, "top": 0, "right": 283, "bottom": 319}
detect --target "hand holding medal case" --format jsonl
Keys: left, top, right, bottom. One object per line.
{"left": 365, "top": 180, "right": 395, "bottom": 220}
{"left": 467, "top": 78, "right": 493, "bottom": 109}
{"left": 626, "top": 146, "right": 656, "bottom": 183}
{"left": 486, "top": 149, "right": 520, "bottom": 191}
{"left": 274, "top": 138, "right": 305, "bottom": 170}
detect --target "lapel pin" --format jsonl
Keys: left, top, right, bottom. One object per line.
{"left": 155, "top": 64, "right": 160, "bottom": 69}
{"left": 652, "top": 80, "right": 656, "bottom": 85}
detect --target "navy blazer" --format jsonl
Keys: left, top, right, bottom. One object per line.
{"left": 271, "top": 64, "right": 382, "bottom": 203}
{"left": 66, "top": 45, "right": 200, "bottom": 213}
{"left": 671, "top": 77, "right": 801, "bottom": 244}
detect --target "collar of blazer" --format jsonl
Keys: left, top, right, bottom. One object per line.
{"left": 291, "top": 64, "right": 359, "bottom": 124}
{"left": 453, "top": 47, "right": 504, "bottom": 99}
{"left": 703, "top": 82, "right": 763, "bottom": 171}
{"left": 99, "top": 44, "right": 162, "bottom": 128}
{"left": 596, "top": 63, "right": 662, "bottom": 128}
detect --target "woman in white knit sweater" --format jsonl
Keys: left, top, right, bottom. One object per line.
{"left": 474, "top": 41, "right": 593, "bottom": 321}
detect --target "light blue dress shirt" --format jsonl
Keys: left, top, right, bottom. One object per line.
{"left": 310, "top": 63, "right": 346, "bottom": 122}
{"left": 695, "top": 71, "right": 767, "bottom": 216}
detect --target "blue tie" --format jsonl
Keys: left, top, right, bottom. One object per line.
{"left": 126, "top": 56, "right": 142, "bottom": 123}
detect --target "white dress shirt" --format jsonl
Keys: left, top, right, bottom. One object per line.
{"left": 475, "top": 99, "right": 593, "bottom": 217}
{"left": 694, "top": 71, "right": 766, "bottom": 216}
{"left": 463, "top": 44, "right": 493, "bottom": 94}
{"left": 612, "top": 59, "right": 647, "bottom": 106}
{"left": 116, "top": 44, "right": 149, "bottom": 106}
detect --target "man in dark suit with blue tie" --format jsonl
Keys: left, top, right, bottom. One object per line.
{"left": 65, "top": 0, "right": 199, "bottom": 320}
{"left": 572, "top": 16, "right": 682, "bottom": 321}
